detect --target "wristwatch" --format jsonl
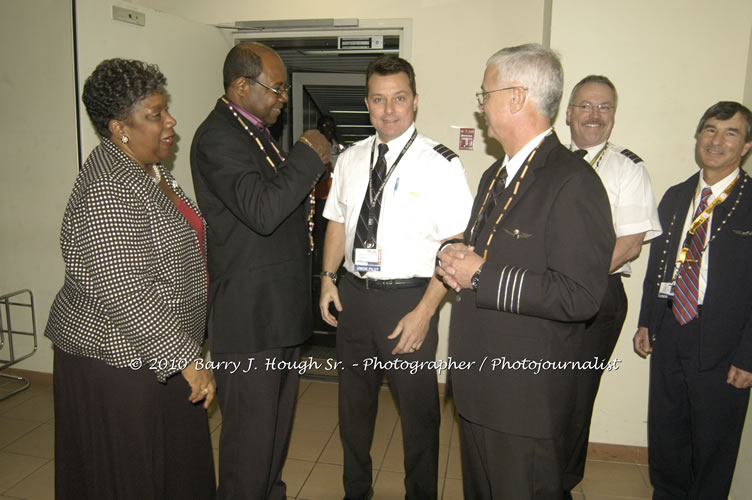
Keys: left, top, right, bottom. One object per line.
{"left": 471, "top": 265, "right": 483, "bottom": 291}
{"left": 320, "top": 271, "right": 338, "bottom": 285}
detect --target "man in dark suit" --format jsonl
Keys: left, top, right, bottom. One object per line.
{"left": 634, "top": 101, "right": 752, "bottom": 498}
{"left": 190, "top": 42, "right": 330, "bottom": 500}
{"left": 437, "top": 44, "right": 615, "bottom": 498}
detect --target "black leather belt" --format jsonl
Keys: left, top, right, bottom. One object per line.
{"left": 348, "top": 273, "right": 429, "bottom": 290}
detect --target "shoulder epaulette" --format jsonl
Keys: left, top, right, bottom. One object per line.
{"left": 433, "top": 144, "right": 458, "bottom": 162}
{"left": 620, "top": 148, "right": 643, "bottom": 164}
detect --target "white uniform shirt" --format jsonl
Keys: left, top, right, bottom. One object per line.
{"left": 672, "top": 168, "right": 739, "bottom": 304}
{"left": 323, "top": 124, "right": 473, "bottom": 279}
{"left": 574, "top": 141, "right": 662, "bottom": 275}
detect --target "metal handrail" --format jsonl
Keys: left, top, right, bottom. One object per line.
{"left": 0, "top": 289, "right": 38, "bottom": 400}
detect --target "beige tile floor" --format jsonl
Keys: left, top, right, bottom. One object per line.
{"left": 0, "top": 376, "right": 653, "bottom": 499}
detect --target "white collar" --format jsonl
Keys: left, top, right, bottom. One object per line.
{"left": 375, "top": 123, "right": 417, "bottom": 158}
{"left": 502, "top": 128, "right": 551, "bottom": 185}
{"left": 570, "top": 141, "right": 607, "bottom": 162}
{"left": 698, "top": 168, "right": 739, "bottom": 202}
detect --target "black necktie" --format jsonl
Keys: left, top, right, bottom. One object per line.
{"left": 353, "top": 143, "right": 389, "bottom": 261}
{"left": 472, "top": 166, "right": 508, "bottom": 245}
{"left": 575, "top": 149, "right": 587, "bottom": 158}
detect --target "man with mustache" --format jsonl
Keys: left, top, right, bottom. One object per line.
{"left": 191, "top": 42, "right": 331, "bottom": 499}
{"left": 634, "top": 101, "right": 752, "bottom": 497}
{"left": 562, "top": 75, "right": 661, "bottom": 495}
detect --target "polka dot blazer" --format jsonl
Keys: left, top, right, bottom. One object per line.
{"left": 45, "top": 138, "right": 208, "bottom": 382}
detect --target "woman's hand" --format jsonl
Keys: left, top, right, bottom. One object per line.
{"left": 181, "top": 361, "right": 216, "bottom": 409}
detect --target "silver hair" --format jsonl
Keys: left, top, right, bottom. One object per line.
{"left": 568, "top": 75, "right": 618, "bottom": 108}
{"left": 486, "top": 43, "right": 563, "bottom": 120}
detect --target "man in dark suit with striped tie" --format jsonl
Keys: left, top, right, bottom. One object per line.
{"left": 634, "top": 101, "right": 752, "bottom": 497}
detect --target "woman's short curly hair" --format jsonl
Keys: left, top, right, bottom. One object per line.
{"left": 82, "top": 58, "right": 167, "bottom": 138}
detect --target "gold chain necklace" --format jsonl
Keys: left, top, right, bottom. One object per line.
{"left": 221, "top": 96, "right": 282, "bottom": 170}
{"left": 220, "top": 96, "right": 316, "bottom": 252}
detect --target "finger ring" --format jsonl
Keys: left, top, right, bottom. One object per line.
{"left": 201, "top": 387, "right": 209, "bottom": 394}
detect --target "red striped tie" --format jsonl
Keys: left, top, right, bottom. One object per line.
{"left": 672, "top": 187, "right": 713, "bottom": 325}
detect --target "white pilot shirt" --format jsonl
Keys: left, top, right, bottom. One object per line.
{"left": 323, "top": 124, "right": 473, "bottom": 280}
{"left": 672, "top": 168, "right": 740, "bottom": 304}
{"left": 574, "top": 141, "right": 662, "bottom": 275}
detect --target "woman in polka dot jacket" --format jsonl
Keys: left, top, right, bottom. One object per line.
{"left": 45, "top": 58, "right": 216, "bottom": 499}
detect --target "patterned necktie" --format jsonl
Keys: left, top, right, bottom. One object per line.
{"left": 471, "top": 166, "right": 508, "bottom": 245}
{"left": 672, "top": 187, "right": 713, "bottom": 325}
{"left": 353, "top": 143, "right": 389, "bottom": 261}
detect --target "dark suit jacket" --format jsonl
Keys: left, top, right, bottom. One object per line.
{"left": 638, "top": 170, "right": 752, "bottom": 372}
{"left": 190, "top": 99, "right": 326, "bottom": 354}
{"left": 449, "top": 131, "right": 615, "bottom": 439}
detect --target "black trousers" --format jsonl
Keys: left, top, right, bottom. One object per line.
{"left": 459, "top": 414, "right": 566, "bottom": 500}
{"left": 214, "top": 346, "right": 301, "bottom": 500}
{"left": 648, "top": 310, "right": 749, "bottom": 498}
{"left": 337, "top": 274, "right": 440, "bottom": 500}
{"left": 53, "top": 347, "right": 215, "bottom": 500}
{"left": 563, "top": 274, "right": 627, "bottom": 490}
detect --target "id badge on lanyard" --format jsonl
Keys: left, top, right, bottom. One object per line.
{"left": 354, "top": 214, "right": 382, "bottom": 272}
{"left": 658, "top": 282, "right": 674, "bottom": 298}
{"left": 354, "top": 248, "right": 382, "bottom": 272}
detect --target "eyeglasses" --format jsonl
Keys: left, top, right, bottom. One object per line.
{"left": 569, "top": 102, "right": 615, "bottom": 113}
{"left": 475, "top": 86, "right": 527, "bottom": 106}
{"left": 245, "top": 77, "right": 291, "bottom": 98}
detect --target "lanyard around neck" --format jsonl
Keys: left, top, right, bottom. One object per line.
{"left": 367, "top": 129, "right": 418, "bottom": 206}
{"left": 676, "top": 176, "right": 738, "bottom": 264}
{"left": 220, "top": 96, "right": 282, "bottom": 170}
{"left": 588, "top": 143, "right": 608, "bottom": 169}
{"left": 470, "top": 130, "right": 551, "bottom": 258}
